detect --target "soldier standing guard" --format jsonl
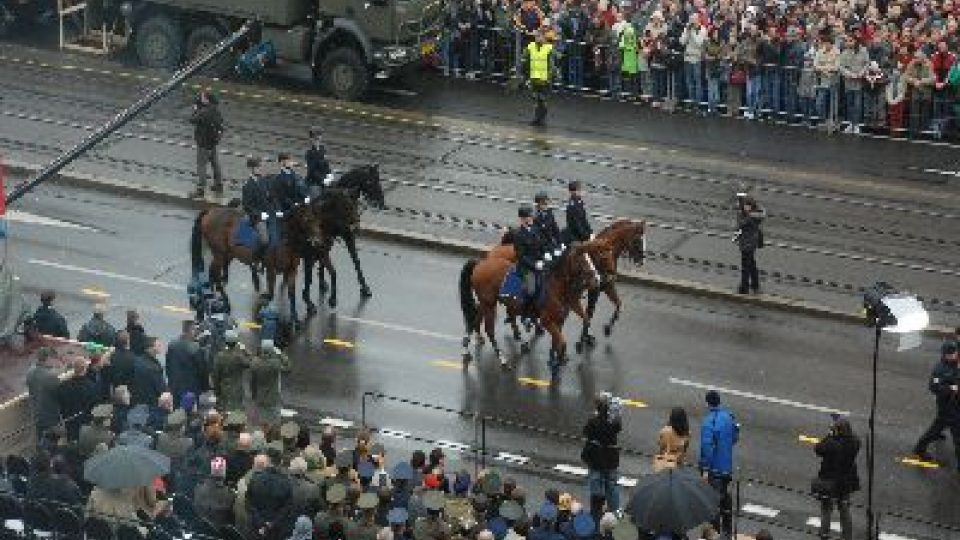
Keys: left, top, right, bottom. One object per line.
{"left": 212, "top": 330, "right": 251, "bottom": 412}
{"left": 242, "top": 157, "right": 273, "bottom": 272}
{"left": 305, "top": 127, "right": 332, "bottom": 195}
{"left": 251, "top": 339, "right": 291, "bottom": 427}
{"left": 565, "top": 181, "right": 592, "bottom": 243}
{"left": 534, "top": 191, "right": 563, "bottom": 257}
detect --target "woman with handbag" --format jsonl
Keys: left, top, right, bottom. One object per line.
{"left": 813, "top": 417, "right": 860, "bottom": 540}
{"left": 654, "top": 407, "right": 690, "bottom": 472}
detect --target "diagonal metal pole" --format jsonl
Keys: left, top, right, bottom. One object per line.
{"left": 6, "top": 20, "right": 258, "bottom": 206}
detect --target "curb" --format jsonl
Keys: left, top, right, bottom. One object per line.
{"left": 5, "top": 160, "right": 952, "bottom": 338}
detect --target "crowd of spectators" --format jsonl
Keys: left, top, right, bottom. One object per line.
{"left": 438, "top": 0, "right": 960, "bottom": 137}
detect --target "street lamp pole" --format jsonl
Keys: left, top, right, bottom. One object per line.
{"left": 866, "top": 321, "right": 881, "bottom": 540}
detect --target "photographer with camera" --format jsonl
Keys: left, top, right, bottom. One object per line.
{"left": 581, "top": 392, "right": 623, "bottom": 515}
{"left": 733, "top": 193, "right": 766, "bottom": 294}
{"left": 812, "top": 416, "right": 860, "bottom": 540}
{"left": 912, "top": 340, "right": 960, "bottom": 470}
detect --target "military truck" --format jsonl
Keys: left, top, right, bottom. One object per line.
{"left": 1, "top": 0, "right": 438, "bottom": 100}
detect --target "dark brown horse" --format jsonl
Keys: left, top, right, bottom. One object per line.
{"left": 190, "top": 204, "right": 321, "bottom": 322}
{"left": 458, "top": 241, "right": 611, "bottom": 379}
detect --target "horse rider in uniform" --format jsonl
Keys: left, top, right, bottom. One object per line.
{"left": 565, "top": 180, "right": 593, "bottom": 242}
{"left": 525, "top": 27, "right": 554, "bottom": 126}
{"left": 515, "top": 205, "right": 545, "bottom": 324}
{"left": 534, "top": 191, "right": 563, "bottom": 258}
{"left": 273, "top": 152, "right": 307, "bottom": 215}
{"left": 305, "top": 127, "right": 332, "bottom": 196}
{"left": 242, "top": 157, "right": 273, "bottom": 272}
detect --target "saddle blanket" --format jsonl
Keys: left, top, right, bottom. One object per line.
{"left": 499, "top": 266, "right": 545, "bottom": 306}
{"left": 233, "top": 217, "right": 282, "bottom": 251}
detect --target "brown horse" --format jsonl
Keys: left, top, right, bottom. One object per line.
{"left": 190, "top": 205, "right": 321, "bottom": 322}
{"left": 458, "top": 241, "right": 612, "bottom": 379}
{"left": 491, "top": 219, "right": 646, "bottom": 352}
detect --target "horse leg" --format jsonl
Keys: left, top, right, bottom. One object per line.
{"left": 572, "top": 299, "right": 591, "bottom": 354}
{"left": 301, "top": 255, "right": 317, "bottom": 316}
{"left": 545, "top": 319, "right": 566, "bottom": 381}
{"left": 584, "top": 288, "right": 600, "bottom": 345}
{"left": 210, "top": 255, "right": 231, "bottom": 313}
{"left": 344, "top": 233, "right": 372, "bottom": 298}
{"left": 326, "top": 247, "right": 339, "bottom": 309}
{"left": 250, "top": 265, "right": 261, "bottom": 294}
{"left": 603, "top": 284, "right": 622, "bottom": 337}
{"left": 286, "top": 269, "right": 299, "bottom": 326}
{"left": 483, "top": 300, "right": 505, "bottom": 368}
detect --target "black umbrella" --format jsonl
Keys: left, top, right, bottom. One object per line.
{"left": 626, "top": 468, "right": 722, "bottom": 534}
{"left": 83, "top": 444, "right": 170, "bottom": 489}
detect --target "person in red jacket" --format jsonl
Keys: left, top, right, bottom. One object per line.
{"left": 930, "top": 40, "right": 957, "bottom": 126}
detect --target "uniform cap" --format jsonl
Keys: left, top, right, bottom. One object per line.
{"left": 611, "top": 521, "right": 639, "bottom": 540}
{"left": 326, "top": 483, "right": 347, "bottom": 504}
{"left": 225, "top": 411, "right": 247, "bottom": 428}
{"left": 278, "top": 152, "right": 292, "bottom": 162}
{"left": 166, "top": 409, "right": 187, "bottom": 428}
{"left": 423, "top": 490, "right": 445, "bottom": 511}
{"left": 358, "top": 492, "right": 379, "bottom": 509}
{"left": 568, "top": 180, "right": 582, "bottom": 192}
{"left": 391, "top": 461, "right": 414, "bottom": 481}
{"left": 499, "top": 500, "right": 524, "bottom": 522}
{"left": 573, "top": 514, "right": 596, "bottom": 538}
{"left": 91, "top": 403, "right": 114, "bottom": 419}
{"left": 246, "top": 157, "right": 262, "bottom": 169}
{"left": 534, "top": 191, "right": 550, "bottom": 203}
{"left": 387, "top": 507, "right": 409, "bottom": 525}
{"left": 518, "top": 205, "right": 534, "bottom": 219}
{"left": 309, "top": 127, "right": 322, "bottom": 138}
{"left": 280, "top": 421, "right": 299, "bottom": 440}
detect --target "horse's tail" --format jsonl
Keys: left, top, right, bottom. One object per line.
{"left": 191, "top": 209, "right": 208, "bottom": 276}
{"left": 459, "top": 259, "right": 480, "bottom": 334}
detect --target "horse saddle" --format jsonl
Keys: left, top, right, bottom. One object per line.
{"left": 233, "top": 216, "right": 282, "bottom": 252}
{"left": 499, "top": 266, "right": 545, "bottom": 306}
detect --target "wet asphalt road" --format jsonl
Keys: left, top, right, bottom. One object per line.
{"left": 6, "top": 183, "right": 960, "bottom": 539}
{"left": 0, "top": 43, "right": 958, "bottom": 326}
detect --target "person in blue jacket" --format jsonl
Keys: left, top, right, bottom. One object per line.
{"left": 698, "top": 390, "right": 739, "bottom": 538}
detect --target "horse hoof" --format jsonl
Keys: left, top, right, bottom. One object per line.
{"left": 462, "top": 352, "right": 473, "bottom": 365}
{"left": 360, "top": 286, "right": 373, "bottom": 298}
{"left": 500, "top": 357, "right": 510, "bottom": 369}
{"left": 328, "top": 298, "right": 338, "bottom": 309}
{"left": 585, "top": 334, "right": 597, "bottom": 346}
{"left": 575, "top": 341, "right": 584, "bottom": 354}
{"left": 305, "top": 304, "right": 317, "bottom": 317}
{"left": 519, "top": 342, "right": 531, "bottom": 355}
{"left": 603, "top": 325, "right": 612, "bottom": 337}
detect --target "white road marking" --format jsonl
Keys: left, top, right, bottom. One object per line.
{"left": 280, "top": 408, "right": 298, "bottom": 418}
{"left": 922, "top": 168, "right": 960, "bottom": 177}
{"left": 27, "top": 259, "right": 181, "bottom": 290}
{"left": 805, "top": 517, "right": 840, "bottom": 532}
{"left": 319, "top": 417, "right": 354, "bottom": 429}
{"left": 617, "top": 477, "right": 638, "bottom": 487}
{"left": 741, "top": 504, "right": 780, "bottom": 518}
{"left": 380, "top": 429, "right": 412, "bottom": 439}
{"left": 879, "top": 533, "right": 916, "bottom": 540}
{"left": 435, "top": 440, "right": 472, "bottom": 452}
{"left": 338, "top": 315, "right": 461, "bottom": 342}
{"left": 554, "top": 464, "right": 589, "bottom": 476}
{"left": 669, "top": 377, "right": 850, "bottom": 416}
{"left": 6, "top": 210, "right": 97, "bottom": 231}
{"left": 495, "top": 452, "right": 530, "bottom": 465}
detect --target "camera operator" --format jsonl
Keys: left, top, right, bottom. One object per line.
{"left": 813, "top": 416, "right": 860, "bottom": 540}
{"left": 734, "top": 194, "right": 766, "bottom": 294}
{"left": 581, "top": 392, "right": 623, "bottom": 514}
{"left": 912, "top": 341, "right": 960, "bottom": 470}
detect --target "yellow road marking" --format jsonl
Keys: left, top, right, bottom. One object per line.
{"left": 239, "top": 320, "right": 262, "bottom": 329}
{"left": 798, "top": 434, "right": 821, "bottom": 444}
{"left": 620, "top": 399, "right": 648, "bottom": 408}
{"left": 899, "top": 457, "right": 940, "bottom": 469}
{"left": 81, "top": 288, "right": 110, "bottom": 298}
{"left": 161, "top": 305, "right": 192, "bottom": 314}
{"left": 323, "top": 338, "right": 355, "bottom": 349}
{"left": 517, "top": 377, "right": 551, "bottom": 387}
{"left": 431, "top": 360, "right": 463, "bottom": 369}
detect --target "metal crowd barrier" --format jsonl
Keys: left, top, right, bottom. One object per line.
{"left": 360, "top": 391, "right": 960, "bottom": 540}
{"left": 433, "top": 25, "right": 959, "bottom": 142}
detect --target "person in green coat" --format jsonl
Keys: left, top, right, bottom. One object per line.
{"left": 619, "top": 23, "right": 639, "bottom": 97}
{"left": 250, "top": 339, "right": 291, "bottom": 426}
{"left": 211, "top": 330, "right": 251, "bottom": 411}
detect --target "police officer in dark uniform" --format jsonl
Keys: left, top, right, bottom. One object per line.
{"left": 515, "top": 205, "right": 545, "bottom": 323}
{"left": 273, "top": 153, "right": 306, "bottom": 214}
{"left": 913, "top": 341, "right": 960, "bottom": 470}
{"left": 534, "top": 192, "right": 563, "bottom": 257}
{"left": 305, "top": 127, "right": 331, "bottom": 194}
{"left": 565, "top": 181, "right": 592, "bottom": 243}
{"left": 241, "top": 157, "right": 273, "bottom": 272}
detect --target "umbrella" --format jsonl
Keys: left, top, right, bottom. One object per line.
{"left": 83, "top": 444, "right": 170, "bottom": 489}
{"left": 626, "top": 468, "right": 722, "bottom": 534}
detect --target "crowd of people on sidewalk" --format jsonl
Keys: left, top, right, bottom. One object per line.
{"left": 438, "top": 0, "right": 960, "bottom": 137}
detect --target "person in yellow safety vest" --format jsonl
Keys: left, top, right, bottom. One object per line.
{"left": 525, "top": 27, "right": 554, "bottom": 126}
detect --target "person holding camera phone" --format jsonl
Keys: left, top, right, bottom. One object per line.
{"left": 581, "top": 392, "right": 623, "bottom": 514}
{"left": 734, "top": 193, "right": 766, "bottom": 294}
{"left": 813, "top": 416, "right": 860, "bottom": 540}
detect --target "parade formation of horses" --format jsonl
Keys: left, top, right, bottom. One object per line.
{"left": 190, "top": 203, "right": 322, "bottom": 322}
{"left": 458, "top": 241, "right": 614, "bottom": 379}
{"left": 301, "top": 164, "right": 386, "bottom": 313}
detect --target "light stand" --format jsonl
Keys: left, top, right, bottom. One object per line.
{"left": 861, "top": 283, "right": 929, "bottom": 540}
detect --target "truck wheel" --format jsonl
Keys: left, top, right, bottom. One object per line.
{"left": 321, "top": 47, "right": 369, "bottom": 101}
{"left": 136, "top": 14, "right": 183, "bottom": 69}
{"left": 186, "top": 25, "right": 233, "bottom": 78}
